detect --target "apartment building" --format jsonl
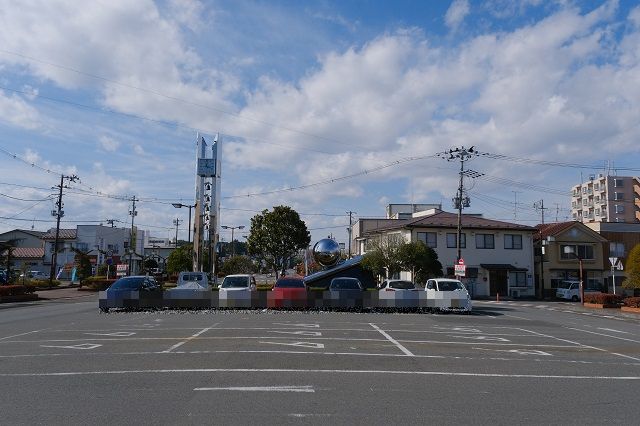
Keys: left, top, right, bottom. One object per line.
{"left": 571, "top": 175, "right": 640, "bottom": 223}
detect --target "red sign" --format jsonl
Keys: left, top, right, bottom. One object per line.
{"left": 458, "top": 258, "right": 465, "bottom": 265}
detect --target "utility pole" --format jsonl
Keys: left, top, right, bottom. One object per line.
{"left": 439, "top": 146, "right": 479, "bottom": 263}
{"left": 128, "top": 196, "right": 138, "bottom": 276}
{"left": 173, "top": 218, "right": 182, "bottom": 248}
{"left": 534, "top": 200, "right": 548, "bottom": 225}
{"left": 346, "top": 211, "right": 356, "bottom": 258}
{"left": 49, "top": 174, "right": 80, "bottom": 286}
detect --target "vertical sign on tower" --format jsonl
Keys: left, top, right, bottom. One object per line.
{"left": 192, "top": 133, "right": 221, "bottom": 275}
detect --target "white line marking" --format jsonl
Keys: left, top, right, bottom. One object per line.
{"left": 473, "top": 348, "right": 552, "bottom": 356}
{"left": 1, "top": 368, "right": 638, "bottom": 380}
{"left": 194, "top": 386, "right": 314, "bottom": 392}
{"left": 369, "top": 323, "right": 414, "bottom": 356}
{"left": 272, "top": 323, "right": 320, "bottom": 328}
{"left": 597, "top": 328, "right": 631, "bottom": 335}
{"left": 452, "top": 335, "right": 510, "bottom": 342}
{"left": 566, "top": 328, "right": 640, "bottom": 345}
{"left": 84, "top": 332, "right": 136, "bottom": 337}
{"left": 517, "top": 327, "right": 640, "bottom": 362}
{"left": 260, "top": 341, "right": 325, "bottom": 349}
{"left": 269, "top": 331, "right": 322, "bottom": 336}
{"left": 162, "top": 323, "right": 219, "bottom": 353}
{"left": 0, "top": 329, "right": 47, "bottom": 341}
{"left": 40, "top": 343, "right": 102, "bottom": 350}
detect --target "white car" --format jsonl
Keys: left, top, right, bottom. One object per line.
{"left": 424, "top": 278, "right": 472, "bottom": 312}
{"left": 555, "top": 280, "right": 602, "bottom": 302}
{"left": 218, "top": 274, "right": 257, "bottom": 292}
{"left": 378, "top": 279, "right": 417, "bottom": 293}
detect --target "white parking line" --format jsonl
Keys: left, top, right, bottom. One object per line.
{"left": 194, "top": 386, "right": 315, "bottom": 392}
{"left": 162, "top": 323, "right": 219, "bottom": 353}
{"left": 517, "top": 327, "right": 640, "bottom": 363}
{"left": 0, "top": 329, "right": 47, "bottom": 341}
{"left": 369, "top": 323, "right": 414, "bottom": 356}
{"left": 1, "top": 368, "right": 638, "bottom": 380}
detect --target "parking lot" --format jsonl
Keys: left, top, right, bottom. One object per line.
{"left": 1, "top": 298, "right": 639, "bottom": 424}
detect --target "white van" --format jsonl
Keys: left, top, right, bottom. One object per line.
{"left": 555, "top": 280, "right": 602, "bottom": 301}
{"left": 176, "top": 272, "right": 209, "bottom": 289}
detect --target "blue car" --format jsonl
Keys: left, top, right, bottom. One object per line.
{"left": 100, "top": 275, "right": 161, "bottom": 312}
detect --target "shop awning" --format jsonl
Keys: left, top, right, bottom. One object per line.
{"left": 480, "top": 263, "right": 527, "bottom": 271}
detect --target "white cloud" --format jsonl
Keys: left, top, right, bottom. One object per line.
{"left": 133, "top": 144, "right": 145, "bottom": 155}
{"left": 99, "top": 135, "right": 120, "bottom": 152}
{"left": 0, "top": 89, "right": 41, "bottom": 129}
{"left": 445, "top": 0, "right": 470, "bottom": 31}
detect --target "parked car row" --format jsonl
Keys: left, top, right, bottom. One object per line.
{"left": 101, "top": 274, "right": 472, "bottom": 312}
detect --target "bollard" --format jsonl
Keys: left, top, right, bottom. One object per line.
{"left": 496, "top": 292, "right": 499, "bottom": 302}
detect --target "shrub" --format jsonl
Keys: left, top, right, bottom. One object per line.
{"left": 81, "top": 277, "right": 116, "bottom": 291}
{"left": 0, "top": 285, "right": 36, "bottom": 297}
{"left": 29, "top": 279, "right": 61, "bottom": 288}
{"left": 623, "top": 297, "right": 640, "bottom": 308}
{"left": 583, "top": 293, "right": 623, "bottom": 305}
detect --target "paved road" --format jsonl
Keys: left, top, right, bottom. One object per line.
{"left": 0, "top": 297, "right": 639, "bottom": 425}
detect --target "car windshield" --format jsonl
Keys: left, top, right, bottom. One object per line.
{"left": 275, "top": 279, "right": 305, "bottom": 288}
{"left": 558, "top": 282, "right": 574, "bottom": 289}
{"left": 109, "top": 277, "right": 145, "bottom": 290}
{"left": 181, "top": 273, "right": 204, "bottom": 281}
{"left": 389, "top": 281, "right": 415, "bottom": 290}
{"left": 330, "top": 279, "right": 361, "bottom": 290}
{"left": 221, "top": 276, "right": 248, "bottom": 288}
{"left": 437, "top": 281, "right": 465, "bottom": 291}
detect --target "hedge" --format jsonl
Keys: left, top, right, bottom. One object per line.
{"left": 0, "top": 285, "right": 36, "bottom": 297}
{"left": 583, "top": 293, "right": 623, "bottom": 305}
{"left": 623, "top": 297, "right": 640, "bottom": 308}
{"left": 29, "top": 279, "right": 62, "bottom": 288}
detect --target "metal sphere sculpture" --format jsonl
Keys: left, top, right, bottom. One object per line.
{"left": 312, "top": 238, "right": 341, "bottom": 267}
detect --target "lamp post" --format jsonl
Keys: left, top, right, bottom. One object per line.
{"left": 172, "top": 203, "right": 195, "bottom": 244}
{"left": 221, "top": 225, "right": 245, "bottom": 257}
{"left": 563, "top": 246, "right": 584, "bottom": 304}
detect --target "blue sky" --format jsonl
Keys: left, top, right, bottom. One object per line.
{"left": 1, "top": 0, "right": 640, "bottom": 246}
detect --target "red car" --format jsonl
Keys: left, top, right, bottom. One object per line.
{"left": 269, "top": 276, "right": 307, "bottom": 308}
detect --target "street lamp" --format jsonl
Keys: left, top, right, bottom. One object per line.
{"left": 221, "top": 225, "right": 245, "bottom": 257}
{"left": 563, "top": 245, "right": 584, "bottom": 304}
{"left": 172, "top": 203, "right": 195, "bottom": 244}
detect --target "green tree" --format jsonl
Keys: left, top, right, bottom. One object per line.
{"left": 622, "top": 243, "right": 640, "bottom": 290}
{"left": 246, "top": 206, "right": 311, "bottom": 278}
{"left": 398, "top": 241, "right": 443, "bottom": 284}
{"left": 166, "top": 244, "right": 193, "bottom": 274}
{"left": 220, "top": 255, "right": 256, "bottom": 275}
{"left": 71, "top": 248, "right": 93, "bottom": 282}
{"left": 361, "top": 234, "right": 405, "bottom": 279}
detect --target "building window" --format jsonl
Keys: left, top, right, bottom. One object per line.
{"left": 509, "top": 271, "right": 527, "bottom": 287}
{"left": 595, "top": 209, "right": 600, "bottom": 216}
{"left": 582, "top": 187, "right": 587, "bottom": 194}
{"left": 594, "top": 184, "right": 599, "bottom": 191}
{"left": 504, "top": 234, "right": 522, "bottom": 250}
{"left": 560, "top": 244, "right": 594, "bottom": 260}
{"left": 614, "top": 192, "right": 624, "bottom": 201}
{"left": 614, "top": 179, "right": 624, "bottom": 187}
{"left": 417, "top": 232, "right": 437, "bottom": 248}
{"left": 582, "top": 200, "right": 587, "bottom": 206}
{"left": 446, "top": 233, "right": 466, "bottom": 248}
{"left": 49, "top": 242, "right": 56, "bottom": 253}
{"left": 76, "top": 242, "right": 88, "bottom": 252}
{"left": 610, "top": 242, "right": 625, "bottom": 258}
{"left": 476, "top": 234, "right": 495, "bottom": 249}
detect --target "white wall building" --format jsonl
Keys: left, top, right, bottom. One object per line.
{"left": 356, "top": 208, "right": 537, "bottom": 298}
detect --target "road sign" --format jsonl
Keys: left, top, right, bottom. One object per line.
{"left": 616, "top": 261, "right": 624, "bottom": 271}
{"left": 609, "top": 257, "right": 618, "bottom": 266}
{"left": 116, "top": 264, "right": 128, "bottom": 277}
{"left": 458, "top": 258, "right": 465, "bottom": 265}
{"left": 454, "top": 263, "right": 466, "bottom": 277}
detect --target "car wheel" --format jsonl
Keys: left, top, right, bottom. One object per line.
{"left": 100, "top": 307, "right": 109, "bottom": 313}
{"left": 571, "top": 296, "right": 579, "bottom": 302}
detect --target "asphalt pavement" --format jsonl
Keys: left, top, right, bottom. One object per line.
{"left": 0, "top": 297, "right": 639, "bottom": 425}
